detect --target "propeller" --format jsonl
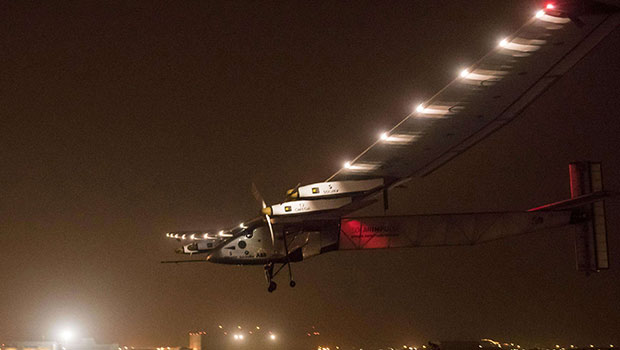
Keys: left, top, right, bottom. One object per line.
{"left": 252, "top": 182, "right": 297, "bottom": 289}
{"left": 251, "top": 182, "right": 275, "bottom": 246}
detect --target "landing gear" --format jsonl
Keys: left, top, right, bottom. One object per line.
{"left": 265, "top": 261, "right": 297, "bottom": 293}
{"left": 263, "top": 259, "right": 297, "bottom": 292}
{"left": 263, "top": 228, "right": 297, "bottom": 292}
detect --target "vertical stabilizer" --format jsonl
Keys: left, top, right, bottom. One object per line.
{"left": 570, "top": 162, "right": 609, "bottom": 273}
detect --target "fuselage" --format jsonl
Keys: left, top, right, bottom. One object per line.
{"left": 174, "top": 220, "right": 340, "bottom": 265}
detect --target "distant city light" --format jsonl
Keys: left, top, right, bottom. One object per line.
{"left": 546, "top": 3, "right": 555, "bottom": 9}
{"left": 536, "top": 9, "right": 545, "bottom": 18}
{"left": 270, "top": 334, "right": 276, "bottom": 341}
{"left": 380, "top": 132, "right": 389, "bottom": 140}
{"left": 460, "top": 69, "right": 470, "bottom": 78}
{"left": 416, "top": 103, "right": 425, "bottom": 113}
{"left": 344, "top": 161, "right": 352, "bottom": 169}
{"left": 499, "top": 38, "right": 509, "bottom": 47}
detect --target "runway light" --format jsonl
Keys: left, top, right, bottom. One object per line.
{"left": 460, "top": 69, "right": 470, "bottom": 78}
{"left": 416, "top": 103, "right": 425, "bottom": 113}
{"left": 536, "top": 9, "right": 545, "bottom": 18}
{"left": 499, "top": 38, "right": 509, "bottom": 47}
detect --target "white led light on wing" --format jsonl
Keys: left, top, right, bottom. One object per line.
{"left": 343, "top": 161, "right": 381, "bottom": 172}
{"left": 499, "top": 38, "right": 543, "bottom": 52}
{"left": 381, "top": 133, "right": 419, "bottom": 145}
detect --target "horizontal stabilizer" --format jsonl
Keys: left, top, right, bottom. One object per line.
{"left": 160, "top": 259, "right": 207, "bottom": 264}
{"left": 527, "top": 191, "right": 614, "bottom": 212}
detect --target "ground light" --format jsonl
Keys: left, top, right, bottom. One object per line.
{"left": 59, "top": 329, "right": 74, "bottom": 343}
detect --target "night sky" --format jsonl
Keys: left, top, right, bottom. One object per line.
{"left": 1, "top": 1, "right": 619, "bottom": 349}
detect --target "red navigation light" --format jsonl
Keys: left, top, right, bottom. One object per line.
{"left": 546, "top": 3, "right": 555, "bottom": 9}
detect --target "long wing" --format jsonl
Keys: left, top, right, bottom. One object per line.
{"left": 328, "top": 3, "right": 620, "bottom": 185}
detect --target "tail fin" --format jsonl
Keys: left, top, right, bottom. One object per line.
{"left": 569, "top": 162, "right": 609, "bottom": 273}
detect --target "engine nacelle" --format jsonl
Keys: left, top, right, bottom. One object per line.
{"left": 262, "top": 197, "right": 352, "bottom": 216}
{"left": 177, "top": 238, "right": 222, "bottom": 254}
{"left": 286, "top": 178, "right": 383, "bottom": 200}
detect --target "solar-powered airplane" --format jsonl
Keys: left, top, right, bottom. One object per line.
{"left": 162, "top": 1, "right": 619, "bottom": 292}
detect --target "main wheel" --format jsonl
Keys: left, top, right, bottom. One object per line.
{"left": 289, "top": 280, "right": 296, "bottom": 288}
{"left": 268, "top": 281, "right": 277, "bottom": 293}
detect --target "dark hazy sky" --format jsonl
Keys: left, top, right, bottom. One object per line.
{"left": 1, "top": 1, "right": 619, "bottom": 349}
